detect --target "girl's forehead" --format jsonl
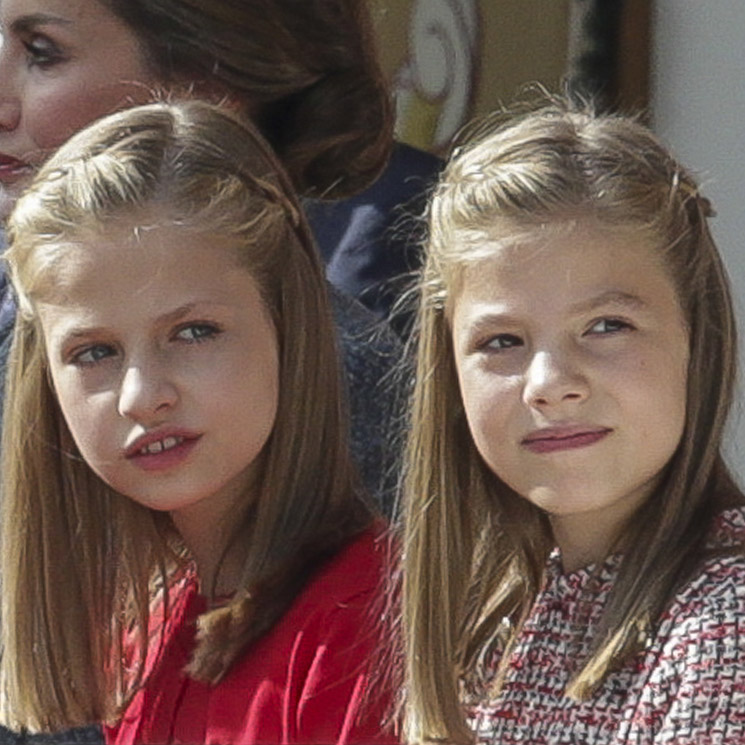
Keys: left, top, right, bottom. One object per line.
{"left": 31, "top": 224, "right": 267, "bottom": 338}
{"left": 449, "top": 217, "right": 662, "bottom": 275}
{"left": 26, "top": 215, "right": 248, "bottom": 302}
{"left": 448, "top": 219, "right": 677, "bottom": 313}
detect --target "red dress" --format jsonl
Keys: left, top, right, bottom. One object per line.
{"left": 105, "top": 526, "right": 397, "bottom": 745}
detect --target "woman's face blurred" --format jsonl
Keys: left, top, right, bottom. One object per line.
{"left": 0, "top": 0, "right": 157, "bottom": 218}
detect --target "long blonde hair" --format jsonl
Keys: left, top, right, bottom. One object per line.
{"left": 402, "top": 101, "right": 743, "bottom": 743}
{"left": 1, "top": 100, "right": 371, "bottom": 732}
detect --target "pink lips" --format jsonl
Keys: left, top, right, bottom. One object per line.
{"left": 522, "top": 425, "right": 611, "bottom": 454}
{"left": 125, "top": 429, "right": 202, "bottom": 472}
{"left": 0, "top": 154, "right": 32, "bottom": 183}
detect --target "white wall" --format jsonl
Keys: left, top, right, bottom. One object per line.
{"left": 651, "top": 0, "right": 745, "bottom": 481}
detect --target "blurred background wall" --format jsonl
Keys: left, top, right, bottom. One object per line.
{"left": 370, "top": 0, "right": 745, "bottom": 482}
{"left": 651, "top": 1, "right": 745, "bottom": 479}
{"left": 371, "top": 0, "right": 569, "bottom": 152}
{"left": 370, "top": 0, "right": 649, "bottom": 153}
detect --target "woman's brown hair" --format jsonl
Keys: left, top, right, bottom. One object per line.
{"left": 0, "top": 100, "right": 371, "bottom": 732}
{"left": 101, "top": 0, "right": 393, "bottom": 200}
{"left": 401, "top": 100, "right": 744, "bottom": 743}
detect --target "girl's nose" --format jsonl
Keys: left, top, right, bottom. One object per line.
{"left": 522, "top": 349, "right": 589, "bottom": 409}
{"left": 117, "top": 362, "right": 178, "bottom": 423}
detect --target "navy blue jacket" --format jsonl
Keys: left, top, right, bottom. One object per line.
{"left": 306, "top": 142, "right": 442, "bottom": 336}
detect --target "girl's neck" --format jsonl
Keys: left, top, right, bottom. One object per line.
{"left": 548, "top": 483, "right": 653, "bottom": 573}
{"left": 196, "top": 551, "right": 245, "bottom": 600}
{"left": 170, "top": 493, "right": 250, "bottom": 597}
{"left": 551, "top": 523, "right": 613, "bottom": 573}
{"left": 550, "top": 510, "right": 625, "bottom": 573}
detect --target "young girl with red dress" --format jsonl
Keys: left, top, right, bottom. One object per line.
{"left": 0, "top": 100, "right": 396, "bottom": 745}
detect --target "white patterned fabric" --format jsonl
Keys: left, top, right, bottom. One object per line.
{"left": 469, "top": 508, "right": 745, "bottom": 744}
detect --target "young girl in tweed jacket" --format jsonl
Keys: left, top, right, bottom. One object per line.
{"left": 401, "top": 100, "right": 745, "bottom": 744}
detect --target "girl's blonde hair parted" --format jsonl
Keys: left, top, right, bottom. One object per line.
{"left": 402, "top": 100, "right": 744, "bottom": 743}
{"left": 1, "top": 100, "right": 371, "bottom": 732}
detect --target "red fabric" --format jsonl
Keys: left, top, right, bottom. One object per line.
{"left": 105, "top": 526, "right": 397, "bottom": 745}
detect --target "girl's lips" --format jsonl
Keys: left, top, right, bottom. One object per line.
{"left": 522, "top": 427, "right": 612, "bottom": 454}
{"left": 126, "top": 435, "right": 201, "bottom": 472}
{"left": 125, "top": 430, "right": 202, "bottom": 472}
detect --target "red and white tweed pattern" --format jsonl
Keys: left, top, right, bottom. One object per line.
{"left": 469, "top": 509, "right": 745, "bottom": 744}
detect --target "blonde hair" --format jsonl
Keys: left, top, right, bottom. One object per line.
{"left": 402, "top": 100, "right": 743, "bottom": 743}
{"left": 1, "top": 100, "right": 371, "bottom": 732}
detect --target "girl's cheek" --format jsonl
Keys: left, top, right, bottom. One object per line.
{"left": 461, "top": 371, "right": 513, "bottom": 429}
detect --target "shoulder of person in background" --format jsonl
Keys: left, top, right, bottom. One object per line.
{"left": 306, "top": 142, "right": 444, "bottom": 337}
{"left": 329, "top": 285, "right": 403, "bottom": 518}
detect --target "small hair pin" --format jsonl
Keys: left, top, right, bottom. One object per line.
{"left": 698, "top": 195, "right": 716, "bottom": 218}
{"left": 677, "top": 178, "right": 716, "bottom": 219}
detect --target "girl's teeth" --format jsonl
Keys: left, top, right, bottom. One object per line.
{"left": 140, "top": 436, "right": 183, "bottom": 455}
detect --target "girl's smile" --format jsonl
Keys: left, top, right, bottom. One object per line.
{"left": 451, "top": 220, "right": 690, "bottom": 569}
{"left": 521, "top": 424, "right": 612, "bottom": 454}
{"left": 37, "top": 210, "right": 280, "bottom": 540}
{"left": 124, "top": 427, "right": 202, "bottom": 472}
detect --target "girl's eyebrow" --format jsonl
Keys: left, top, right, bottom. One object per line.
{"left": 461, "top": 309, "right": 518, "bottom": 335}
{"left": 53, "top": 324, "right": 110, "bottom": 358}
{"left": 57, "top": 301, "right": 232, "bottom": 344}
{"left": 10, "top": 13, "right": 72, "bottom": 34}
{"left": 155, "top": 301, "right": 238, "bottom": 325}
{"left": 569, "top": 290, "right": 647, "bottom": 315}
{"left": 462, "top": 290, "right": 647, "bottom": 335}
{"left": 157, "top": 302, "right": 203, "bottom": 326}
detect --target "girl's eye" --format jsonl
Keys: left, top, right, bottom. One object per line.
{"left": 587, "top": 318, "right": 634, "bottom": 335}
{"left": 483, "top": 333, "right": 523, "bottom": 352}
{"left": 72, "top": 344, "right": 116, "bottom": 366}
{"left": 174, "top": 323, "right": 221, "bottom": 343}
{"left": 23, "top": 35, "right": 63, "bottom": 68}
